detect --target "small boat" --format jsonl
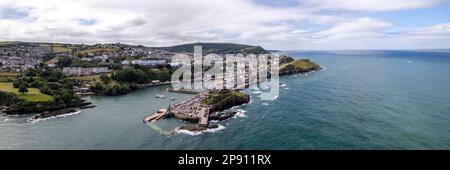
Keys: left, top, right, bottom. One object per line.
{"left": 170, "top": 97, "right": 176, "bottom": 101}
{"left": 279, "top": 83, "right": 287, "bottom": 87}
{"left": 156, "top": 94, "right": 166, "bottom": 99}
{"left": 407, "top": 60, "right": 412, "bottom": 64}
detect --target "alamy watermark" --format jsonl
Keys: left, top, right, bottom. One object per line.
{"left": 170, "top": 46, "right": 279, "bottom": 100}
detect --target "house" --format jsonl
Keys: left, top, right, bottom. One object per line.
{"left": 93, "top": 55, "right": 109, "bottom": 62}
{"left": 81, "top": 57, "right": 93, "bottom": 61}
{"left": 121, "top": 60, "right": 131, "bottom": 65}
{"left": 170, "top": 61, "right": 183, "bottom": 67}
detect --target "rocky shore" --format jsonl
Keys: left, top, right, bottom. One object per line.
{"left": 209, "top": 111, "right": 238, "bottom": 121}
{"left": 179, "top": 124, "right": 220, "bottom": 132}
{"left": 3, "top": 99, "right": 95, "bottom": 119}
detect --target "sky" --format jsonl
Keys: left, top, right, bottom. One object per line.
{"left": 0, "top": 0, "right": 449, "bottom": 50}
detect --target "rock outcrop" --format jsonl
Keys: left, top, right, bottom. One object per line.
{"left": 279, "top": 59, "right": 321, "bottom": 76}
{"left": 209, "top": 111, "right": 238, "bottom": 121}
{"left": 179, "top": 124, "right": 219, "bottom": 132}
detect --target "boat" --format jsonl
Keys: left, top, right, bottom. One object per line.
{"left": 170, "top": 97, "right": 176, "bottom": 101}
{"left": 156, "top": 94, "right": 166, "bottom": 99}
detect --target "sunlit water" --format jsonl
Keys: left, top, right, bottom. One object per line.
{"left": 1, "top": 50, "right": 450, "bottom": 149}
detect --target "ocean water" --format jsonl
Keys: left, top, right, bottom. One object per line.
{"left": 1, "top": 50, "right": 450, "bottom": 149}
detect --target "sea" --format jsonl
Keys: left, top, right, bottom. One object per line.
{"left": 1, "top": 50, "right": 450, "bottom": 149}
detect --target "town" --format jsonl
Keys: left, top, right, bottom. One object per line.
{"left": 0, "top": 41, "right": 184, "bottom": 73}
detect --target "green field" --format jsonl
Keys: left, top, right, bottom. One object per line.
{"left": 0, "top": 72, "right": 19, "bottom": 77}
{"left": 280, "top": 59, "right": 321, "bottom": 71}
{"left": 71, "top": 74, "right": 102, "bottom": 82}
{"left": 0, "top": 83, "right": 54, "bottom": 102}
{"left": 45, "top": 57, "right": 59, "bottom": 64}
{"left": 53, "top": 46, "right": 72, "bottom": 53}
{"left": 77, "top": 48, "right": 115, "bottom": 54}
{"left": 71, "top": 73, "right": 116, "bottom": 84}
{"left": 0, "top": 41, "right": 16, "bottom": 46}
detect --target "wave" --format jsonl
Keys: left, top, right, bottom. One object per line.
{"left": 252, "top": 90, "right": 262, "bottom": 94}
{"left": 29, "top": 111, "right": 82, "bottom": 123}
{"left": 233, "top": 109, "right": 247, "bottom": 118}
{"left": 230, "top": 105, "right": 241, "bottom": 109}
{"left": 175, "top": 124, "right": 226, "bottom": 136}
{"left": 209, "top": 120, "right": 219, "bottom": 123}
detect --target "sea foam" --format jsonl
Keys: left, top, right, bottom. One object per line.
{"left": 234, "top": 109, "right": 248, "bottom": 118}
{"left": 29, "top": 111, "right": 82, "bottom": 123}
{"left": 175, "top": 125, "right": 226, "bottom": 136}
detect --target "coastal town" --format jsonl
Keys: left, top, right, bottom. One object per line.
{"left": 0, "top": 42, "right": 183, "bottom": 74}
{"left": 0, "top": 41, "right": 321, "bottom": 132}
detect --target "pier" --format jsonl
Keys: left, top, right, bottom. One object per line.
{"left": 143, "top": 92, "right": 212, "bottom": 127}
{"left": 143, "top": 108, "right": 170, "bottom": 123}
{"left": 198, "top": 107, "right": 210, "bottom": 127}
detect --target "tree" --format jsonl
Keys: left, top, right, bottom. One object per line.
{"left": 99, "top": 74, "right": 111, "bottom": 85}
{"left": 90, "top": 82, "right": 105, "bottom": 94}
{"left": 57, "top": 57, "right": 73, "bottom": 67}
{"left": 18, "top": 85, "right": 28, "bottom": 94}
{"left": 113, "top": 68, "right": 149, "bottom": 84}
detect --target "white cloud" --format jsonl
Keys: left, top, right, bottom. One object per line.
{"left": 303, "top": 0, "right": 441, "bottom": 11}
{"left": 0, "top": 0, "right": 448, "bottom": 50}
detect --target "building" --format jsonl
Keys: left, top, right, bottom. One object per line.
{"left": 63, "top": 67, "right": 110, "bottom": 76}
{"left": 122, "top": 60, "right": 166, "bottom": 66}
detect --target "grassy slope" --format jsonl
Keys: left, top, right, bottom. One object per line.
{"left": 70, "top": 73, "right": 116, "bottom": 85}
{"left": 203, "top": 90, "right": 247, "bottom": 105}
{"left": 77, "top": 48, "right": 115, "bottom": 54}
{"left": 0, "top": 72, "right": 20, "bottom": 77}
{"left": 45, "top": 57, "right": 59, "bottom": 64}
{"left": 0, "top": 83, "right": 54, "bottom": 102}
{"left": 280, "top": 59, "right": 321, "bottom": 71}
{"left": 156, "top": 42, "right": 268, "bottom": 54}
{"left": 53, "top": 46, "right": 72, "bottom": 53}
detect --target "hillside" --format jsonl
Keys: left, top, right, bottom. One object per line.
{"left": 279, "top": 59, "right": 321, "bottom": 75}
{"left": 153, "top": 42, "right": 269, "bottom": 54}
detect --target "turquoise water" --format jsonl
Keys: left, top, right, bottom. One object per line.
{"left": 1, "top": 50, "right": 450, "bottom": 149}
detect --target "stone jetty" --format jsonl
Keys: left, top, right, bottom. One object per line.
{"left": 143, "top": 90, "right": 250, "bottom": 131}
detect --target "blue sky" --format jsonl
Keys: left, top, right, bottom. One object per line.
{"left": 0, "top": 0, "right": 449, "bottom": 50}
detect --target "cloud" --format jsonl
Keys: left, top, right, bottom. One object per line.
{"left": 0, "top": 0, "right": 448, "bottom": 50}
{"left": 302, "top": 0, "right": 441, "bottom": 11}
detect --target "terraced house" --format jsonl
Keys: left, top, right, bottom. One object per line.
{"left": 62, "top": 67, "right": 111, "bottom": 76}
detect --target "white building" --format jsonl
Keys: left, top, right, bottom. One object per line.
{"left": 63, "top": 67, "right": 110, "bottom": 76}
{"left": 121, "top": 60, "right": 166, "bottom": 66}
{"left": 132, "top": 60, "right": 166, "bottom": 66}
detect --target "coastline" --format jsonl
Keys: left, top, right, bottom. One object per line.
{"left": 142, "top": 60, "right": 321, "bottom": 133}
